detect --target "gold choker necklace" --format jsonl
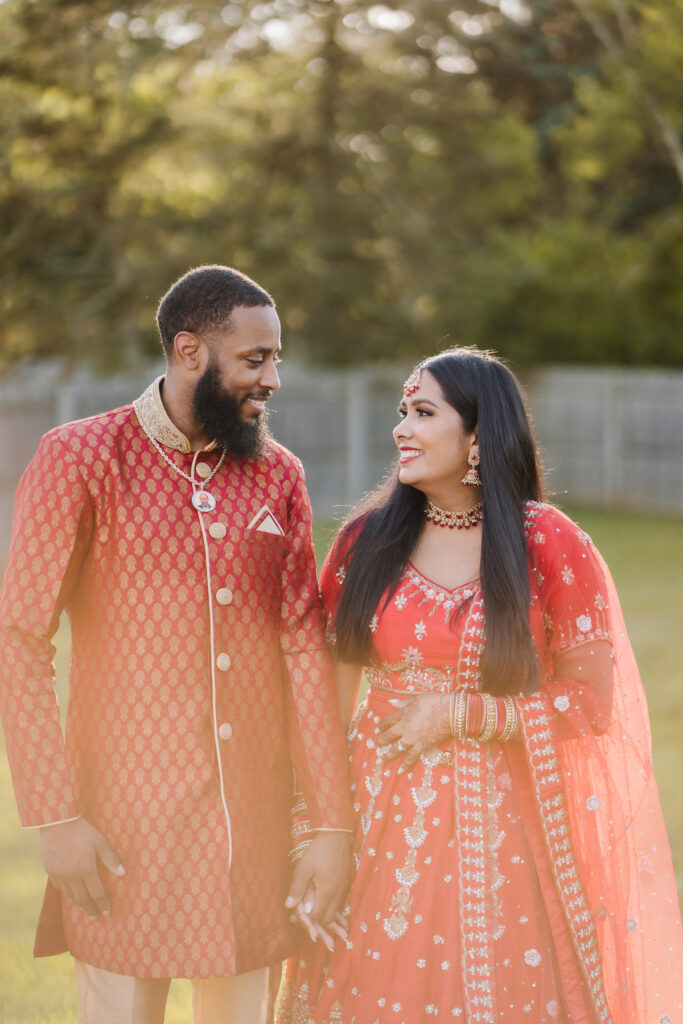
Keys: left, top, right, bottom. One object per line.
{"left": 425, "top": 498, "right": 483, "bottom": 530}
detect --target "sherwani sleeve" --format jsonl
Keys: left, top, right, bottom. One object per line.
{"left": 0, "top": 433, "right": 93, "bottom": 827}
{"left": 279, "top": 459, "right": 353, "bottom": 832}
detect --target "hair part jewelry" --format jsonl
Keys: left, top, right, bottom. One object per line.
{"left": 403, "top": 364, "right": 423, "bottom": 398}
{"left": 425, "top": 498, "right": 483, "bottom": 530}
{"left": 461, "top": 445, "right": 481, "bottom": 487}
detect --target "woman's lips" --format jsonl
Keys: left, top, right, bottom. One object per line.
{"left": 398, "top": 447, "right": 422, "bottom": 464}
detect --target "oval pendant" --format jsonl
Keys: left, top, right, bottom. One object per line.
{"left": 192, "top": 489, "right": 217, "bottom": 513}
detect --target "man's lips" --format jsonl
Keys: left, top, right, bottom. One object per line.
{"left": 242, "top": 393, "right": 271, "bottom": 413}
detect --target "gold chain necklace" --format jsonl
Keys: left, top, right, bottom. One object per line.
{"left": 139, "top": 419, "right": 226, "bottom": 512}
{"left": 424, "top": 498, "right": 483, "bottom": 530}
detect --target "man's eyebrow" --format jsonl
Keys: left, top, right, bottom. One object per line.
{"left": 241, "top": 344, "right": 282, "bottom": 354}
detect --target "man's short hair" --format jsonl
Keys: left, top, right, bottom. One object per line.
{"left": 156, "top": 265, "right": 274, "bottom": 357}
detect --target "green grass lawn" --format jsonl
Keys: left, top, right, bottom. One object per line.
{"left": 1, "top": 507, "right": 681, "bottom": 1022}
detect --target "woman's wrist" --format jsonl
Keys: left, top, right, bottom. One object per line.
{"left": 450, "top": 692, "right": 520, "bottom": 743}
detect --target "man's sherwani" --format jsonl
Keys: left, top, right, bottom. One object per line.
{"left": 0, "top": 378, "right": 352, "bottom": 978}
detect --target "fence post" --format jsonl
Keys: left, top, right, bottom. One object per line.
{"left": 601, "top": 372, "right": 624, "bottom": 505}
{"left": 345, "top": 370, "right": 370, "bottom": 503}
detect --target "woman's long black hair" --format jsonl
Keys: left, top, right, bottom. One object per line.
{"left": 333, "top": 347, "right": 545, "bottom": 696}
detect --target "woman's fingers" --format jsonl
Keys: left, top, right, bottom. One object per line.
{"left": 377, "top": 710, "right": 402, "bottom": 733}
{"left": 375, "top": 727, "right": 401, "bottom": 748}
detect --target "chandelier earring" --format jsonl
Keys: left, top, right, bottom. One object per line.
{"left": 461, "top": 445, "right": 481, "bottom": 487}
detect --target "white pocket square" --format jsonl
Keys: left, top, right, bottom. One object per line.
{"left": 247, "top": 504, "right": 285, "bottom": 536}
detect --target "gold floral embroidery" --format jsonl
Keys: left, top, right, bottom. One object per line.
{"left": 396, "top": 566, "right": 479, "bottom": 623}
{"left": 383, "top": 752, "right": 439, "bottom": 941}
{"left": 519, "top": 695, "right": 613, "bottom": 1024}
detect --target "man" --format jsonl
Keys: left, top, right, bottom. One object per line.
{"left": 0, "top": 265, "right": 353, "bottom": 1023}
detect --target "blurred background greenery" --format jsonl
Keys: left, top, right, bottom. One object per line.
{"left": 2, "top": 0, "right": 683, "bottom": 372}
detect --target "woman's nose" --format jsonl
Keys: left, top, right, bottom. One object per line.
{"left": 393, "top": 419, "right": 409, "bottom": 443}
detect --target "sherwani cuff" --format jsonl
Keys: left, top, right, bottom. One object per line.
{"left": 30, "top": 814, "right": 82, "bottom": 830}
{"left": 18, "top": 798, "right": 80, "bottom": 830}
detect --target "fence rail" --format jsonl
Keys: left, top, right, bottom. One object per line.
{"left": 0, "top": 361, "right": 681, "bottom": 558}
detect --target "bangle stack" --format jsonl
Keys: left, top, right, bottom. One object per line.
{"left": 449, "top": 692, "right": 520, "bottom": 744}
{"left": 288, "top": 791, "right": 314, "bottom": 863}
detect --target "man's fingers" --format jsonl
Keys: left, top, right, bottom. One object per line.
{"left": 309, "top": 876, "right": 348, "bottom": 926}
{"left": 95, "top": 834, "right": 126, "bottom": 878}
{"left": 84, "top": 869, "right": 111, "bottom": 915}
{"left": 70, "top": 880, "right": 100, "bottom": 919}
{"left": 285, "top": 859, "right": 312, "bottom": 910}
{"left": 291, "top": 903, "right": 325, "bottom": 947}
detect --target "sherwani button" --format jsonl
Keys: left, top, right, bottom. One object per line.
{"left": 216, "top": 653, "right": 231, "bottom": 671}
{"left": 209, "top": 522, "right": 227, "bottom": 540}
{"left": 218, "top": 722, "right": 233, "bottom": 740}
{"left": 216, "top": 588, "right": 233, "bottom": 606}
{"left": 196, "top": 462, "right": 212, "bottom": 479}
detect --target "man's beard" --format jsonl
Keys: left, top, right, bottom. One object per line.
{"left": 192, "top": 361, "right": 270, "bottom": 458}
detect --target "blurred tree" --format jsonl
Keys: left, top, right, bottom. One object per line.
{"left": 442, "top": 0, "right": 683, "bottom": 365}
{"left": 0, "top": 0, "right": 681, "bottom": 370}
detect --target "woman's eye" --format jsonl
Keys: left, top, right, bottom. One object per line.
{"left": 397, "top": 406, "right": 407, "bottom": 418}
{"left": 416, "top": 408, "right": 432, "bottom": 417}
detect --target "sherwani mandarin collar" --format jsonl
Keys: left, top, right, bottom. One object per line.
{"left": 133, "top": 375, "right": 218, "bottom": 453}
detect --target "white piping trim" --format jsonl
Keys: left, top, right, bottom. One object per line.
{"left": 192, "top": 450, "right": 233, "bottom": 871}
{"left": 26, "top": 814, "right": 81, "bottom": 830}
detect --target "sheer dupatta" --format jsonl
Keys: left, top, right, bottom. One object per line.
{"left": 518, "top": 505, "right": 683, "bottom": 1023}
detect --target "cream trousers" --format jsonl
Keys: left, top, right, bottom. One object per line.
{"left": 75, "top": 960, "right": 270, "bottom": 1024}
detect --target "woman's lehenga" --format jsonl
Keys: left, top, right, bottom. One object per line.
{"left": 277, "top": 503, "right": 683, "bottom": 1024}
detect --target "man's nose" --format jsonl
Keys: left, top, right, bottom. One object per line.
{"left": 260, "top": 360, "right": 281, "bottom": 392}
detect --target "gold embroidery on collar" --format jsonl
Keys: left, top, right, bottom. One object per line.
{"left": 133, "top": 376, "right": 217, "bottom": 453}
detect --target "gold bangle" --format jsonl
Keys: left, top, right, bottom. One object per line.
{"left": 290, "top": 819, "right": 313, "bottom": 840}
{"left": 453, "top": 690, "right": 468, "bottom": 742}
{"left": 449, "top": 693, "right": 456, "bottom": 738}
{"left": 499, "top": 695, "right": 518, "bottom": 742}
{"left": 288, "top": 839, "right": 312, "bottom": 863}
{"left": 478, "top": 694, "right": 498, "bottom": 743}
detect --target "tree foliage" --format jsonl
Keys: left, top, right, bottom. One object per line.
{"left": 1, "top": 0, "right": 682, "bottom": 370}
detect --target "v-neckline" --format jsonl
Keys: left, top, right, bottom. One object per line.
{"left": 406, "top": 561, "right": 480, "bottom": 596}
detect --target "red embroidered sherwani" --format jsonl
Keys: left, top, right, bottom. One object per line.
{"left": 0, "top": 377, "right": 353, "bottom": 978}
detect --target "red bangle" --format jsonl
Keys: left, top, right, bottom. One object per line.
{"left": 466, "top": 693, "right": 485, "bottom": 736}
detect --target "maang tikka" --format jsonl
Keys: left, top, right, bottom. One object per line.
{"left": 461, "top": 445, "right": 481, "bottom": 487}
{"left": 403, "top": 364, "right": 423, "bottom": 398}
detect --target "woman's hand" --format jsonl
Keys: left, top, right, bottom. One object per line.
{"left": 375, "top": 693, "right": 451, "bottom": 773}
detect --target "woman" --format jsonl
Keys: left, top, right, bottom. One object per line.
{"left": 277, "top": 347, "right": 683, "bottom": 1023}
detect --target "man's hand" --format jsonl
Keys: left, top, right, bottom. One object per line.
{"left": 39, "top": 817, "right": 125, "bottom": 919}
{"left": 285, "top": 831, "right": 352, "bottom": 948}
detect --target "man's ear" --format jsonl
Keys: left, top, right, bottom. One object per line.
{"left": 172, "top": 331, "right": 205, "bottom": 371}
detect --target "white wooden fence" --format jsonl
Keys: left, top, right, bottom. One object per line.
{"left": 0, "top": 360, "right": 681, "bottom": 558}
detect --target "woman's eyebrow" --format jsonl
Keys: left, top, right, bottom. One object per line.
{"left": 406, "top": 398, "right": 438, "bottom": 408}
